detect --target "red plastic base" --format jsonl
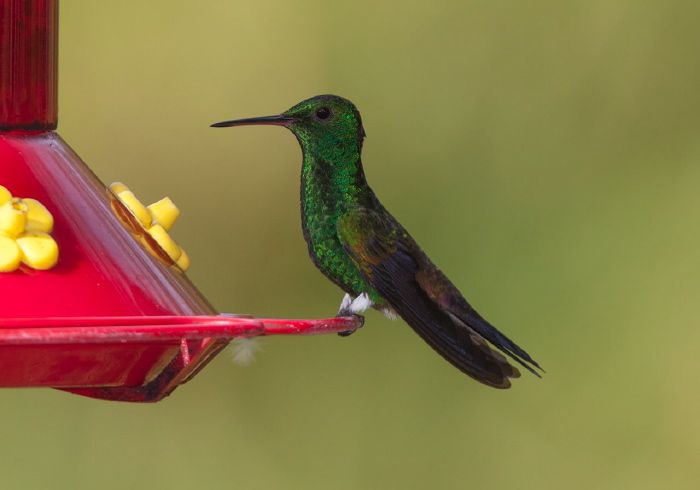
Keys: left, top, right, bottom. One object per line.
{"left": 0, "top": 3, "right": 362, "bottom": 404}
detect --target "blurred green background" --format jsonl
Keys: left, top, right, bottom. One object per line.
{"left": 3, "top": 1, "right": 700, "bottom": 488}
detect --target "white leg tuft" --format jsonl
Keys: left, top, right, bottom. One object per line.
{"left": 349, "top": 292, "right": 374, "bottom": 314}
{"left": 338, "top": 293, "right": 353, "bottom": 315}
{"left": 337, "top": 292, "right": 374, "bottom": 316}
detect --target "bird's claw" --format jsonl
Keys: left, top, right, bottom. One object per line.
{"left": 337, "top": 314, "right": 364, "bottom": 337}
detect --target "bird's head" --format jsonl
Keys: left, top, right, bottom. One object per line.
{"left": 212, "top": 94, "right": 366, "bottom": 162}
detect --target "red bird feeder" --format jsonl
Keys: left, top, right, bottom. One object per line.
{"left": 0, "top": 0, "right": 360, "bottom": 402}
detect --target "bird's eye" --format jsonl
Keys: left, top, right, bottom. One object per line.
{"left": 314, "top": 106, "right": 333, "bottom": 121}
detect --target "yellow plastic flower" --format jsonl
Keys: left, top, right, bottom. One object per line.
{"left": 0, "top": 185, "right": 59, "bottom": 272}
{"left": 109, "top": 182, "right": 189, "bottom": 271}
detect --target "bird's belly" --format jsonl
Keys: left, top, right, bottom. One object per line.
{"left": 303, "top": 222, "right": 377, "bottom": 300}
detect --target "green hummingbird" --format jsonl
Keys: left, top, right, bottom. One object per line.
{"left": 212, "top": 94, "right": 541, "bottom": 388}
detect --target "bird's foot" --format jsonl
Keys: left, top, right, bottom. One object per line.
{"left": 336, "top": 293, "right": 371, "bottom": 336}
{"left": 337, "top": 314, "right": 364, "bottom": 337}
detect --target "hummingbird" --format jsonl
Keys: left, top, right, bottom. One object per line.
{"left": 212, "top": 94, "right": 542, "bottom": 388}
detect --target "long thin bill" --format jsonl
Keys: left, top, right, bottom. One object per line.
{"left": 210, "top": 114, "right": 293, "bottom": 128}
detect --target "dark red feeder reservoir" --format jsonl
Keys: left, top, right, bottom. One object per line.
{"left": 0, "top": 0, "right": 360, "bottom": 402}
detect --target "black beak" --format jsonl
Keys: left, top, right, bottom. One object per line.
{"left": 210, "top": 114, "right": 293, "bottom": 128}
